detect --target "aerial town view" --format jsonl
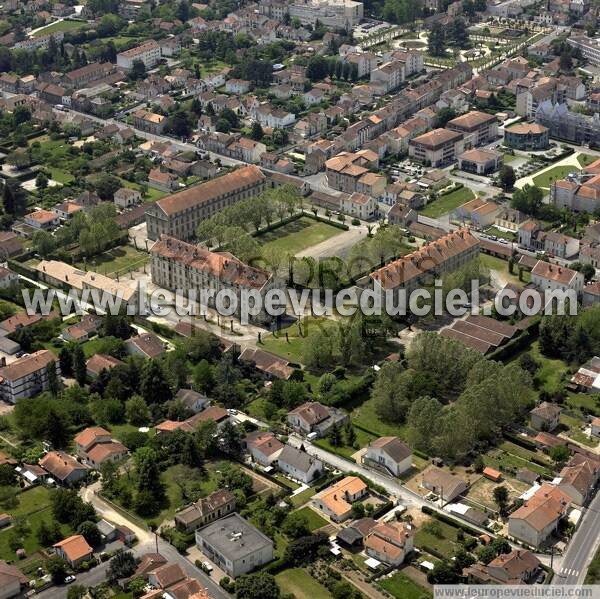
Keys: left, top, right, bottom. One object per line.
{"left": 0, "top": 0, "right": 600, "bottom": 597}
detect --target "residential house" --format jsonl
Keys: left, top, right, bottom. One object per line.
{"left": 364, "top": 521, "right": 414, "bottom": 566}
{"left": 531, "top": 260, "right": 584, "bottom": 297}
{"left": 341, "top": 192, "right": 378, "bottom": 221}
{"left": 53, "top": 535, "right": 93, "bottom": 568}
{"left": 62, "top": 314, "right": 102, "bottom": 343}
{"left": 0, "top": 561, "right": 28, "bottom": 598}
{"left": 464, "top": 550, "right": 541, "bottom": 584}
{"left": 244, "top": 431, "right": 284, "bottom": 467}
{"left": 504, "top": 122, "right": 549, "bottom": 150}
{"left": 277, "top": 445, "right": 323, "bottom": 484}
{"left": 335, "top": 517, "right": 377, "bottom": 547}
{"left": 363, "top": 437, "right": 412, "bottom": 477}
{"left": 557, "top": 457, "right": 599, "bottom": 506}
{"left": 133, "top": 109, "right": 166, "bottom": 134}
{"left": 24, "top": 210, "right": 60, "bottom": 231}
{"left": 0, "top": 267, "right": 17, "bottom": 290}
{"left": 175, "top": 388, "right": 209, "bottom": 413}
{"left": 114, "top": 188, "right": 142, "bottom": 208}
{"left": 53, "top": 200, "right": 83, "bottom": 221}
{"left": 422, "top": 467, "right": 468, "bottom": 502}
{"left": 453, "top": 198, "right": 501, "bottom": 228}
{"left": 125, "top": 332, "right": 166, "bottom": 359}
{"left": 85, "top": 349, "right": 124, "bottom": 377}
{"left": 40, "top": 451, "right": 88, "bottom": 485}
{"left": 148, "top": 168, "right": 179, "bottom": 192}
{"left": 74, "top": 426, "right": 128, "bottom": 468}
{"left": 287, "top": 401, "right": 349, "bottom": 437}
{"left": 508, "top": 484, "right": 571, "bottom": 548}
{"left": 387, "top": 204, "right": 417, "bottom": 227}
{"left": 175, "top": 489, "right": 236, "bottom": 532}
{"left": 312, "top": 476, "right": 367, "bottom": 522}
{"left": 195, "top": 513, "right": 274, "bottom": 577}
{"left": 530, "top": 402, "right": 561, "bottom": 432}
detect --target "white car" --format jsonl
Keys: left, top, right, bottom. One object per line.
{"left": 65, "top": 576, "right": 76, "bottom": 584}
{"left": 228, "top": 409, "right": 238, "bottom": 415}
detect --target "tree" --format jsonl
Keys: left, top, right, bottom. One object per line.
{"left": 72, "top": 345, "right": 87, "bottom": 386}
{"left": 328, "top": 422, "right": 342, "bottom": 447}
{"left": 428, "top": 560, "right": 460, "bottom": 584}
{"left": 559, "top": 51, "right": 573, "bottom": 72}
{"left": 47, "top": 361, "right": 59, "bottom": 396}
{"left": 493, "top": 486, "right": 509, "bottom": 514}
{"left": 282, "top": 511, "right": 309, "bottom": 539}
{"left": 498, "top": 164, "right": 516, "bottom": 191}
{"left": 140, "top": 360, "right": 172, "bottom": 405}
{"left": 571, "top": 262, "right": 595, "bottom": 282}
{"left": 511, "top": 185, "right": 543, "bottom": 216}
{"left": 428, "top": 22, "right": 446, "bottom": 57}
{"left": 2, "top": 179, "right": 26, "bottom": 215}
{"left": 306, "top": 55, "right": 329, "bottom": 81}
{"left": 59, "top": 346, "right": 73, "bottom": 377}
{"left": 219, "top": 421, "right": 243, "bottom": 456}
{"left": 0, "top": 464, "right": 16, "bottom": 487}
{"left": 192, "top": 360, "right": 214, "bottom": 392}
{"left": 36, "top": 171, "right": 49, "bottom": 190}
{"left": 46, "top": 555, "right": 68, "bottom": 584}
{"left": 130, "top": 59, "right": 146, "bottom": 80}
{"left": 108, "top": 549, "right": 138, "bottom": 581}
{"left": 549, "top": 444, "right": 570, "bottom": 465}
{"left": 250, "top": 121, "right": 264, "bottom": 141}
{"left": 235, "top": 572, "right": 280, "bottom": 599}
{"left": 78, "top": 520, "right": 102, "bottom": 547}
{"left": 67, "top": 585, "right": 86, "bottom": 599}
{"left": 125, "top": 395, "right": 151, "bottom": 426}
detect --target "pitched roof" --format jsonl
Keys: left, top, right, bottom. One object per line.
{"left": 368, "top": 437, "right": 411, "bottom": 463}
{"left": 39, "top": 451, "right": 88, "bottom": 482}
{"left": 288, "top": 402, "right": 331, "bottom": 426}
{"left": 86, "top": 354, "right": 124, "bottom": 376}
{"left": 0, "top": 561, "right": 27, "bottom": 587}
{"left": 74, "top": 426, "right": 110, "bottom": 449}
{"left": 53, "top": 535, "right": 93, "bottom": 562}
{"left": 532, "top": 261, "right": 580, "bottom": 286}
{"left": 86, "top": 441, "right": 128, "bottom": 464}
{"left": 152, "top": 165, "right": 264, "bottom": 217}
{"left": 127, "top": 332, "right": 165, "bottom": 358}
{"left": 410, "top": 128, "right": 463, "bottom": 150}
{"left": 0, "top": 350, "right": 55, "bottom": 382}
{"left": 278, "top": 445, "right": 319, "bottom": 473}
{"left": 530, "top": 401, "right": 561, "bottom": 420}
{"left": 313, "top": 476, "right": 367, "bottom": 517}
{"left": 510, "top": 484, "right": 571, "bottom": 531}
{"left": 151, "top": 235, "right": 271, "bottom": 292}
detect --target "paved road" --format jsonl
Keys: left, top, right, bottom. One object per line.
{"left": 554, "top": 488, "right": 600, "bottom": 584}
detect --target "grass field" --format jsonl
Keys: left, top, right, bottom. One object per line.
{"left": 314, "top": 425, "right": 377, "bottom": 460}
{"left": 528, "top": 341, "right": 568, "bottom": 395}
{"left": 32, "top": 19, "right": 87, "bottom": 37}
{"left": 258, "top": 216, "right": 343, "bottom": 255}
{"left": 293, "top": 506, "right": 328, "bottom": 531}
{"left": 532, "top": 165, "right": 581, "bottom": 189}
{"left": 259, "top": 316, "right": 338, "bottom": 364}
{"left": 379, "top": 573, "right": 432, "bottom": 599}
{"left": 0, "top": 487, "right": 73, "bottom": 562}
{"left": 560, "top": 414, "right": 598, "bottom": 447}
{"left": 421, "top": 187, "right": 475, "bottom": 218}
{"left": 351, "top": 397, "right": 408, "bottom": 439}
{"left": 479, "top": 254, "right": 525, "bottom": 285}
{"left": 118, "top": 178, "right": 167, "bottom": 202}
{"left": 74, "top": 245, "right": 149, "bottom": 277}
{"left": 484, "top": 441, "right": 553, "bottom": 478}
{"left": 577, "top": 153, "right": 598, "bottom": 167}
{"left": 567, "top": 392, "right": 600, "bottom": 417}
{"left": 485, "top": 226, "right": 516, "bottom": 241}
{"left": 414, "top": 518, "right": 468, "bottom": 559}
{"left": 275, "top": 568, "right": 332, "bottom": 599}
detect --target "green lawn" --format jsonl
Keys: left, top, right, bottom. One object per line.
{"left": 74, "top": 245, "right": 149, "bottom": 277}
{"left": 485, "top": 226, "right": 516, "bottom": 241}
{"left": 32, "top": 19, "right": 87, "bottom": 37}
{"left": 414, "top": 519, "right": 469, "bottom": 559}
{"left": 586, "top": 544, "right": 600, "bottom": 583}
{"left": 118, "top": 178, "right": 167, "bottom": 201}
{"left": 258, "top": 216, "right": 344, "bottom": 256}
{"left": 314, "top": 425, "right": 377, "bottom": 460}
{"left": 421, "top": 187, "right": 476, "bottom": 218}
{"left": 502, "top": 153, "right": 518, "bottom": 164}
{"left": 532, "top": 165, "right": 581, "bottom": 189}
{"left": 479, "top": 254, "right": 523, "bottom": 286}
{"left": 484, "top": 441, "right": 553, "bottom": 478}
{"left": 577, "top": 153, "right": 598, "bottom": 168}
{"left": 259, "top": 316, "right": 338, "bottom": 364}
{"left": 290, "top": 487, "right": 317, "bottom": 508}
{"left": 560, "top": 414, "right": 598, "bottom": 447}
{"left": 293, "top": 506, "right": 328, "bottom": 531}
{"left": 48, "top": 167, "right": 74, "bottom": 184}
{"left": 379, "top": 573, "right": 432, "bottom": 599}
{"left": 567, "top": 392, "right": 600, "bottom": 417}
{"left": 528, "top": 341, "right": 568, "bottom": 395}
{"left": 0, "top": 486, "right": 74, "bottom": 562}
{"left": 275, "top": 568, "right": 333, "bottom": 599}
{"left": 351, "top": 397, "right": 408, "bottom": 439}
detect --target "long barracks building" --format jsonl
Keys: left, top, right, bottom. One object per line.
{"left": 145, "top": 165, "right": 266, "bottom": 241}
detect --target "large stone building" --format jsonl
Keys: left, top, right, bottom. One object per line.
{"left": 150, "top": 235, "right": 279, "bottom": 324}
{"left": 536, "top": 101, "right": 600, "bottom": 145}
{"left": 446, "top": 111, "right": 498, "bottom": 148}
{"left": 285, "top": 0, "right": 364, "bottom": 28}
{"left": 408, "top": 128, "right": 465, "bottom": 167}
{"left": 145, "top": 165, "right": 266, "bottom": 241}
{"left": 369, "top": 228, "right": 480, "bottom": 296}
{"left": 116, "top": 40, "right": 162, "bottom": 70}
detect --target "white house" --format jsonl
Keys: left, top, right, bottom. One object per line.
{"left": 277, "top": 445, "right": 323, "bottom": 484}
{"left": 363, "top": 437, "right": 412, "bottom": 477}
